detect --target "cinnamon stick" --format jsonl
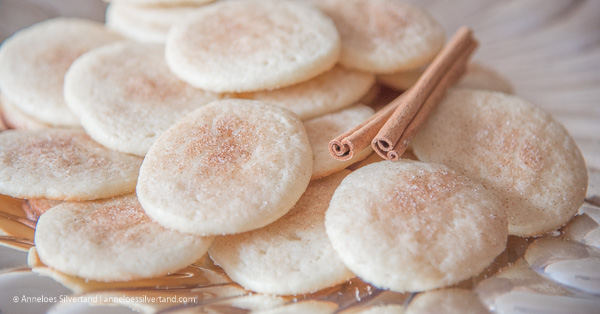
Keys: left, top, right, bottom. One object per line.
{"left": 328, "top": 94, "right": 405, "bottom": 161}
{"left": 372, "top": 27, "right": 476, "bottom": 157}
{"left": 328, "top": 26, "right": 477, "bottom": 162}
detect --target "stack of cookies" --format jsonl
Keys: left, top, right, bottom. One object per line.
{"left": 0, "top": 0, "right": 589, "bottom": 309}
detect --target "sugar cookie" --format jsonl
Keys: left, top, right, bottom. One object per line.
{"left": 379, "top": 62, "right": 514, "bottom": 93}
{"left": 64, "top": 41, "right": 220, "bottom": 156}
{"left": 307, "top": 0, "right": 445, "bottom": 73}
{"left": 406, "top": 289, "right": 488, "bottom": 314}
{"left": 304, "top": 105, "right": 374, "bottom": 180}
{"left": 34, "top": 194, "right": 214, "bottom": 281}
{"left": 137, "top": 99, "right": 313, "bottom": 235}
{"left": 0, "top": 18, "right": 122, "bottom": 126}
{"left": 411, "top": 89, "right": 588, "bottom": 236}
{"left": 106, "top": 2, "right": 203, "bottom": 44}
{"left": 243, "top": 66, "right": 374, "bottom": 120}
{"left": 0, "top": 94, "right": 50, "bottom": 130}
{"left": 165, "top": 0, "right": 340, "bottom": 92}
{"left": 0, "top": 129, "right": 143, "bottom": 200}
{"left": 209, "top": 171, "right": 354, "bottom": 295}
{"left": 326, "top": 160, "right": 507, "bottom": 292}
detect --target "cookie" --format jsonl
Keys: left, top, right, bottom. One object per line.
{"left": 0, "top": 18, "right": 122, "bottom": 126}
{"left": 64, "top": 41, "right": 220, "bottom": 156}
{"left": 0, "top": 93, "right": 50, "bottom": 130}
{"left": 137, "top": 99, "right": 313, "bottom": 235}
{"left": 304, "top": 105, "right": 374, "bottom": 180}
{"left": 326, "top": 160, "right": 507, "bottom": 292}
{"left": 0, "top": 129, "right": 143, "bottom": 200}
{"left": 379, "top": 62, "right": 514, "bottom": 93}
{"left": 165, "top": 0, "right": 340, "bottom": 92}
{"left": 243, "top": 66, "right": 375, "bottom": 120}
{"left": 411, "top": 89, "right": 588, "bottom": 236}
{"left": 34, "top": 194, "right": 214, "bottom": 281}
{"left": 209, "top": 171, "right": 354, "bottom": 295}
{"left": 105, "top": 2, "right": 203, "bottom": 44}
{"left": 406, "top": 289, "right": 488, "bottom": 314}
{"left": 307, "top": 0, "right": 445, "bottom": 73}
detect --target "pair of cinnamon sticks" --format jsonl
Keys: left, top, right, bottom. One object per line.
{"left": 329, "top": 27, "right": 478, "bottom": 161}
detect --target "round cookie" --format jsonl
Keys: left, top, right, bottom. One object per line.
{"left": 406, "top": 289, "right": 488, "bottom": 314}
{"left": 0, "top": 93, "right": 50, "bottom": 130}
{"left": 64, "top": 41, "right": 220, "bottom": 156}
{"left": 34, "top": 194, "right": 214, "bottom": 281}
{"left": 411, "top": 89, "right": 588, "bottom": 236}
{"left": 106, "top": 2, "right": 202, "bottom": 44}
{"left": 304, "top": 105, "right": 374, "bottom": 180}
{"left": 325, "top": 160, "right": 508, "bottom": 292}
{"left": 379, "top": 62, "right": 514, "bottom": 93}
{"left": 306, "top": 0, "right": 445, "bottom": 73}
{"left": 209, "top": 171, "right": 354, "bottom": 295}
{"left": 137, "top": 99, "right": 313, "bottom": 236}
{"left": 165, "top": 0, "right": 340, "bottom": 92}
{"left": 0, "top": 18, "right": 122, "bottom": 126}
{"left": 0, "top": 129, "right": 143, "bottom": 200}
{"left": 245, "top": 66, "right": 375, "bottom": 120}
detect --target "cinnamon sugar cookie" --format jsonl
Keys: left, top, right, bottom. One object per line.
{"left": 209, "top": 171, "right": 354, "bottom": 295}
{"left": 0, "top": 18, "right": 122, "bottom": 126}
{"left": 406, "top": 289, "right": 488, "bottom": 314}
{"left": 411, "top": 89, "right": 588, "bottom": 236}
{"left": 0, "top": 94, "right": 50, "bottom": 130}
{"left": 34, "top": 194, "right": 214, "bottom": 281}
{"left": 379, "top": 62, "right": 514, "bottom": 93}
{"left": 326, "top": 161, "right": 507, "bottom": 292}
{"left": 165, "top": 0, "right": 340, "bottom": 92}
{"left": 242, "top": 66, "right": 374, "bottom": 120}
{"left": 0, "top": 129, "right": 143, "bottom": 200}
{"left": 64, "top": 41, "right": 220, "bottom": 156}
{"left": 307, "top": 0, "right": 445, "bottom": 73}
{"left": 137, "top": 99, "right": 312, "bottom": 236}
{"left": 304, "top": 105, "right": 374, "bottom": 180}
{"left": 106, "top": 2, "right": 202, "bottom": 44}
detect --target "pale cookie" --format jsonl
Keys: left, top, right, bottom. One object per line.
{"left": 165, "top": 0, "right": 340, "bottom": 92}
{"left": 411, "top": 89, "right": 588, "bottom": 236}
{"left": 137, "top": 99, "right": 313, "bottom": 235}
{"left": 0, "top": 129, "right": 143, "bottom": 200}
{"left": 209, "top": 171, "right": 354, "bottom": 295}
{"left": 406, "top": 289, "right": 488, "bottom": 314}
{"left": 34, "top": 194, "right": 214, "bottom": 281}
{"left": 326, "top": 161, "right": 507, "bottom": 292}
{"left": 64, "top": 41, "right": 220, "bottom": 156}
{"left": 304, "top": 105, "right": 374, "bottom": 180}
{"left": 243, "top": 66, "right": 375, "bottom": 120}
{"left": 106, "top": 2, "right": 202, "bottom": 44}
{"left": 306, "top": 0, "right": 445, "bottom": 73}
{"left": 0, "top": 18, "right": 122, "bottom": 126}
{"left": 347, "top": 150, "right": 417, "bottom": 172}
{"left": 0, "top": 93, "right": 50, "bottom": 130}
{"left": 379, "top": 62, "right": 514, "bottom": 93}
